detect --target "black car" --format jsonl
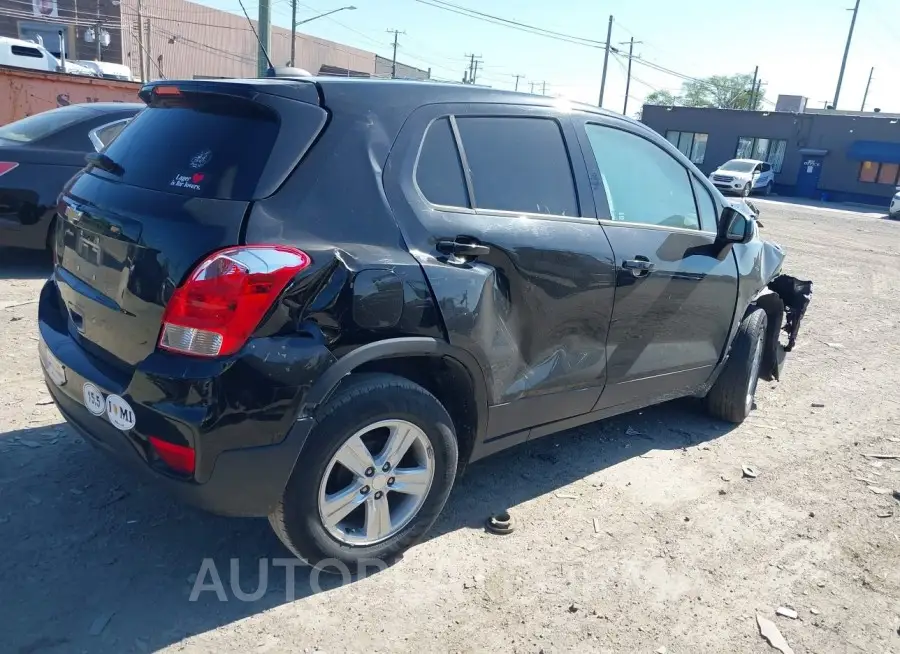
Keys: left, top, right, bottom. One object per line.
{"left": 37, "top": 79, "right": 811, "bottom": 567}
{"left": 0, "top": 102, "right": 143, "bottom": 251}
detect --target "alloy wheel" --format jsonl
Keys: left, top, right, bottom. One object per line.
{"left": 317, "top": 419, "right": 435, "bottom": 546}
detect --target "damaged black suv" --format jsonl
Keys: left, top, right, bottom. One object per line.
{"left": 37, "top": 78, "right": 811, "bottom": 566}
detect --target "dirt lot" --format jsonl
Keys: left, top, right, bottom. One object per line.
{"left": 1, "top": 199, "right": 898, "bottom": 654}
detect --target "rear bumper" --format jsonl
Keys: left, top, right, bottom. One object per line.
{"left": 37, "top": 276, "right": 334, "bottom": 517}
{"left": 49, "top": 376, "right": 315, "bottom": 516}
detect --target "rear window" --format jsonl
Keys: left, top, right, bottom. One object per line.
{"left": 99, "top": 95, "right": 280, "bottom": 200}
{"left": 0, "top": 105, "right": 93, "bottom": 143}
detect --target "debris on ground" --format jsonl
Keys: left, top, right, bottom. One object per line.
{"left": 757, "top": 614, "right": 794, "bottom": 654}
{"left": 855, "top": 476, "right": 879, "bottom": 484}
{"left": 593, "top": 518, "right": 601, "bottom": 534}
{"left": 864, "top": 452, "right": 900, "bottom": 460}
{"left": 811, "top": 403, "right": 825, "bottom": 408}
{"left": 34, "top": 399, "right": 54, "bottom": 406}
{"left": 0, "top": 299, "right": 38, "bottom": 310}
{"left": 868, "top": 486, "right": 892, "bottom": 495}
{"left": 876, "top": 510, "right": 893, "bottom": 518}
{"left": 721, "top": 474, "right": 731, "bottom": 482}
{"left": 824, "top": 342, "right": 844, "bottom": 349}
{"left": 485, "top": 511, "right": 516, "bottom": 535}
{"left": 556, "top": 493, "right": 578, "bottom": 499}
{"left": 742, "top": 465, "right": 759, "bottom": 479}
{"left": 88, "top": 611, "right": 115, "bottom": 636}
{"left": 568, "top": 603, "right": 580, "bottom": 613}
{"left": 809, "top": 608, "right": 820, "bottom": 615}
{"left": 776, "top": 606, "right": 799, "bottom": 619}
{"left": 655, "top": 647, "right": 667, "bottom": 654}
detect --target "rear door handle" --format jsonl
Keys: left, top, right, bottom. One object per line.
{"left": 622, "top": 256, "right": 655, "bottom": 277}
{"left": 437, "top": 238, "right": 491, "bottom": 258}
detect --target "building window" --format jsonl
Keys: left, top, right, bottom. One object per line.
{"left": 735, "top": 137, "right": 787, "bottom": 173}
{"left": 859, "top": 161, "right": 900, "bottom": 185}
{"left": 665, "top": 131, "right": 708, "bottom": 165}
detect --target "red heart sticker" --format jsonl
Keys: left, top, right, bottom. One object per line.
{"left": 192, "top": 173, "right": 204, "bottom": 183}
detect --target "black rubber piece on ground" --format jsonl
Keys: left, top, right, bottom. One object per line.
{"left": 485, "top": 511, "right": 516, "bottom": 535}
{"left": 269, "top": 373, "right": 459, "bottom": 568}
{"left": 706, "top": 308, "right": 767, "bottom": 424}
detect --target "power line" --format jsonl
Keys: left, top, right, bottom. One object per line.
{"left": 415, "top": 0, "right": 617, "bottom": 50}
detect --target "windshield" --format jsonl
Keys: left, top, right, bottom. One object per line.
{"left": 719, "top": 160, "right": 757, "bottom": 173}
{"left": 0, "top": 105, "right": 93, "bottom": 143}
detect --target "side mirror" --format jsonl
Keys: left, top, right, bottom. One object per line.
{"left": 718, "top": 206, "right": 754, "bottom": 244}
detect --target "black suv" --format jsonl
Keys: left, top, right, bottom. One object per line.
{"left": 37, "top": 78, "right": 811, "bottom": 566}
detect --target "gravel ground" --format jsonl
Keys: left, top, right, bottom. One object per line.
{"left": 1, "top": 199, "right": 898, "bottom": 654}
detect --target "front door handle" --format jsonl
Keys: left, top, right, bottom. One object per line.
{"left": 622, "top": 256, "right": 655, "bottom": 277}
{"left": 437, "top": 238, "right": 491, "bottom": 258}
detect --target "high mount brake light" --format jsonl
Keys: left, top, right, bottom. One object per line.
{"left": 158, "top": 245, "right": 311, "bottom": 358}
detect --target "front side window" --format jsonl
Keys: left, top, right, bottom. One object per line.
{"left": 455, "top": 116, "right": 579, "bottom": 217}
{"left": 665, "top": 130, "right": 708, "bottom": 164}
{"left": 735, "top": 137, "right": 787, "bottom": 172}
{"left": 859, "top": 160, "right": 900, "bottom": 185}
{"left": 586, "top": 124, "right": 700, "bottom": 230}
{"left": 415, "top": 117, "right": 469, "bottom": 208}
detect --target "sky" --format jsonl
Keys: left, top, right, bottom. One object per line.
{"left": 200, "top": 0, "right": 899, "bottom": 116}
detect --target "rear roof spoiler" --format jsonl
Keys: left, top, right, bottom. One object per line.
{"left": 139, "top": 78, "right": 321, "bottom": 106}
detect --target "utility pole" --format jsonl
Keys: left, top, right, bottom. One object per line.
{"left": 529, "top": 81, "right": 536, "bottom": 93}
{"left": 754, "top": 79, "right": 762, "bottom": 108}
{"left": 513, "top": 73, "right": 523, "bottom": 92}
{"left": 541, "top": 80, "right": 547, "bottom": 95}
{"left": 257, "top": 0, "right": 271, "bottom": 77}
{"left": 619, "top": 37, "right": 642, "bottom": 115}
{"left": 749, "top": 65, "right": 758, "bottom": 109}
{"left": 290, "top": 0, "right": 297, "bottom": 67}
{"left": 832, "top": 0, "right": 861, "bottom": 110}
{"left": 465, "top": 54, "right": 481, "bottom": 84}
{"left": 387, "top": 29, "right": 404, "bottom": 79}
{"left": 860, "top": 66, "right": 874, "bottom": 111}
{"left": 94, "top": 21, "right": 102, "bottom": 60}
{"left": 144, "top": 18, "right": 152, "bottom": 81}
{"left": 136, "top": 0, "right": 145, "bottom": 82}
{"left": 597, "top": 15, "right": 613, "bottom": 108}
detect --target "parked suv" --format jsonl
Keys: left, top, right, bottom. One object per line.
{"left": 37, "top": 78, "right": 811, "bottom": 566}
{"left": 710, "top": 158, "right": 775, "bottom": 197}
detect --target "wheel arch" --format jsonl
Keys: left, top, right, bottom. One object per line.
{"left": 300, "top": 338, "right": 489, "bottom": 471}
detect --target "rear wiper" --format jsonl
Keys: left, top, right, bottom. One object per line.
{"left": 85, "top": 152, "right": 124, "bottom": 176}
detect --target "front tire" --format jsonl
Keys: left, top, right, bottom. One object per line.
{"left": 269, "top": 373, "right": 459, "bottom": 568}
{"left": 706, "top": 308, "right": 767, "bottom": 423}
{"left": 741, "top": 183, "right": 751, "bottom": 197}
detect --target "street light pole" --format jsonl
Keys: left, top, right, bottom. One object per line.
{"left": 290, "top": 5, "right": 356, "bottom": 67}
{"left": 832, "top": 0, "right": 861, "bottom": 110}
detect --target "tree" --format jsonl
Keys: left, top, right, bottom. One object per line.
{"left": 642, "top": 73, "right": 767, "bottom": 112}
{"left": 644, "top": 89, "right": 678, "bottom": 106}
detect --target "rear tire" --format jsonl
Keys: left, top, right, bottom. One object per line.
{"left": 763, "top": 181, "right": 773, "bottom": 196}
{"left": 706, "top": 308, "right": 767, "bottom": 423}
{"left": 269, "top": 373, "right": 458, "bottom": 568}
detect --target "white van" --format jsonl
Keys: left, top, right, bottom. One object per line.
{"left": 0, "top": 36, "right": 58, "bottom": 72}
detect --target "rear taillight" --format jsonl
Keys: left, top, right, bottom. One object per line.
{"left": 149, "top": 436, "right": 195, "bottom": 475}
{"left": 0, "top": 162, "right": 19, "bottom": 177}
{"left": 158, "top": 245, "right": 311, "bottom": 358}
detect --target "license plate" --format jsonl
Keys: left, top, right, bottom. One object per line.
{"left": 38, "top": 337, "right": 67, "bottom": 386}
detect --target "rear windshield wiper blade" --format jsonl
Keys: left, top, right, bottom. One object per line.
{"left": 85, "top": 152, "right": 124, "bottom": 176}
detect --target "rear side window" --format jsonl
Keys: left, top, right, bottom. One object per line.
{"left": 455, "top": 116, "right": 579, "bottom": 217}
{"left": 416, "top": 117, "right": 469, "bottom": 208}
{"left": 99, "top": 95, "right": 279, "bottom": 200}
{"left": 0, "top": 105, "right": 92, "bottom": 143}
